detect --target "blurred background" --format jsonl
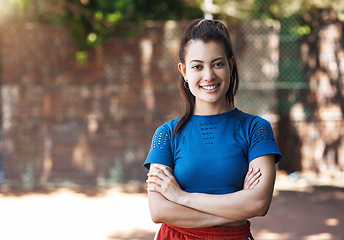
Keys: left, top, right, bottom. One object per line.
{"left": 0, "top": 0, "right": 343, "bottom": 239}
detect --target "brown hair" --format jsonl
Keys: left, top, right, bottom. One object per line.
{"left": 173, "top": 19, "right": 239, "bottom": 138}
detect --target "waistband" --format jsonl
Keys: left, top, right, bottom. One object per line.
{"left": 160, "top": 221, "right": 252, "bottom": 238}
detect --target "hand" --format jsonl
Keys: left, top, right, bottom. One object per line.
{"left": 146, "top": 165, "right": 186, "bottom": 204}
{"left": 243, "top": 168, "right": 261, "bottom": 190}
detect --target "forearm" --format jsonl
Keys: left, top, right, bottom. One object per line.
{"left": 148, "top": 191, "right": 236, "bottom": 228}
{"left": 177, "top": 156, "right": 276, "bottom": 220}
{"left": 179, "top": 188, "right": 269, "bottom": 221}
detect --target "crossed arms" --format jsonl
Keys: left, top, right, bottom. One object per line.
{"left": 146, "top": 154, "right": 276, "bottom": 228}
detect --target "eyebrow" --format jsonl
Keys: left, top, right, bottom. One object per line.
{"left": 190, "top": 57, "right": 225, "bottom": 64}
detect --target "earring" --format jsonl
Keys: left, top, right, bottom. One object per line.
{"left": 184, "top": 81, "right": 189, "bottom": 90}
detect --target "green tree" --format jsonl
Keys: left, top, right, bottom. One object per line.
{"left": 61, "top": 0, "right": 203, "bottom": 49}
{"left": 212, "top": 0, "right": 344, "bottom": 22}
{"left": 2, "top": 0, "right": 203, "bottom": 51}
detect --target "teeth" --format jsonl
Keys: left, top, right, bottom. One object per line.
{"left": 202, "top": 84, "right": 218, "bottom": 90}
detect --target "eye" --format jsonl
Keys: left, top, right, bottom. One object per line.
{"left": 192, "top": 65, "right": 203, "bottom": 70}
{"left": 214, "top": 62, "right": 224, "bottom": 68}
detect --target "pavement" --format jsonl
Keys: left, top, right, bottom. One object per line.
{"left": 0, "top": 171, "right": 343, "bottom": 240}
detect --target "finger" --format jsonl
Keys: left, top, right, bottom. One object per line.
{"left": 248, "top": 171, "right": 261, "bottom": 186}
{"left": 147, "top": 174, "right": 174, "bottom": 192}
{"left": 251, "top": 169, "right": 261, "bottom": 181}
{"left": 146, "top": 177, "right": 163, "bottom": 192}
{"left": 156, "top": 166, "right": 175, "bottom": 179}
{"left": 249, "top": 179, "right": 260, "bottom": 189}
{"left": 247, "top": 168, "right": 260, "bottom": 182}
{"left": 254, "top": 167, "right": 260, "bottom": 174}
{"left": 146, "top": 176, "right": 163, "bottom": 185}
{"left": 251, "top": 167, "right": 260, "bottom": 177}
{"left": 155, "top": 168, "right": 176, "bottom": 184}
{"left": 147, "top": 170, "right": 162, "bottom": 177}
{"left": 244, "top": 168, "right": 253, "bottom": 182}
{"left": 147, "top": 184, "right": 159, "bottom": 192}
{"left": 245, "top": 169, "right": 256, "bottom": 185}
{"left": 149, "top": 167, "right": 170, "bottom": 176}
{"left": 146, "top": 181, "right": 160, "bottom": 188}
{"left": 244, "top": 168, "right": 262, "bottom": 189}
{"left": 148, "top": 169, "right": 168, "bottom": 182}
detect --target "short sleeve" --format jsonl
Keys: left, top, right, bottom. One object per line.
{"left": 144, "top": 124, "right": 174, "bottom": 170}
{"left": 248, "top": 117, "right": 282, "bottom": 163}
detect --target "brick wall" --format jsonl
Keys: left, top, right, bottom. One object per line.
{"left": 0, "top": 20, "right": 280, "bottom": 189}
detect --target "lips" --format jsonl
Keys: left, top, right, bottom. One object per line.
{"left": 201, "top": 84, "right": 220, "bottom": 91}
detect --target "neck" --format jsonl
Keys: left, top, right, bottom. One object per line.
{"left": 193, "top": 102, "right": 233, "bottom": 115}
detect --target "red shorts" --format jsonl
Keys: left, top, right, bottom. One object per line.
{"left": 155, "top": 221, "right": 254, "bottom": 240}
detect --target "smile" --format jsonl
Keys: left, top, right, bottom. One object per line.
{"left": 201, "top": 84, "right": 220, "bottom": 90}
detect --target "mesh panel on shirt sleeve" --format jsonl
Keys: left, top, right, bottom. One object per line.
{"left": 144, "top": 125, "right": 174, "bottom": 170}
{"left": 151, "top": 128, "right": 170, "bottom": 150}
{"left": 252, "top": 121, "right": 275, "bottom": 143}
{"left": 249, "top": 117, "right": 281, "bottom": 163}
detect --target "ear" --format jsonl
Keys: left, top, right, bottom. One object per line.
{"left": 178, "top": 63, "right": 187, "bottom": 79}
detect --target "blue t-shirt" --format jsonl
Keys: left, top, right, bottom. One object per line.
{"left": 144, "top": 108, "right": 281, "bottom": 194}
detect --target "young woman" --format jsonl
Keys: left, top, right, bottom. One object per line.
{"left": 144, "top": 19, "right": 282, "bottom": 240}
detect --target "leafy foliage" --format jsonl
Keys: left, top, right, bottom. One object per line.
{"left": 53, "top": 0, "right": 203, "bottom": 50}
{"left": 3, "top": 0, "right": 203, "bottom": 50}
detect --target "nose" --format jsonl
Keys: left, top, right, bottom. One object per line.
{"left": 203, "top": 67, "right": 216, "bottom": 82}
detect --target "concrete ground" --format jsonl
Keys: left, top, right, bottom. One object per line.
{"left": 0, "top": 171, "right": 343, "bottom": 240}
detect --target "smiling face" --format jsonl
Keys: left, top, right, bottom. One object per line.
{"left": 178, "top": 39, "right": 233, "bottom": 115}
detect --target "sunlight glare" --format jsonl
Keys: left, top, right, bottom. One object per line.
{"left": 324, "top": 218, "right": 339, "bottom": 226}
{"left": 0, "top": 0, "right": 15, "bottom": 23}
{"left": 255, "top": 229, "right": 292, "bottom": 240}
{"left": 303, "top": 233, "right": 333, "bottom": 240}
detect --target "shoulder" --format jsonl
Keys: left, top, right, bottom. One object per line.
{"left": 231, "top": 109, "right": 262, "bottom": 127}
{"left": 234, "top": 110, "right": 281, "bottom": 162}
{"left": 232, "top": 110, "right": 276, "bottom": 141}
{"left": 152, "top": 118, "right": 180, "bottom": 141}
{"left": 233, "top": 109, "right": 272, "bottom": 128}
{"left": 155, "top": 118, "right": 180, "bottom": 133}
